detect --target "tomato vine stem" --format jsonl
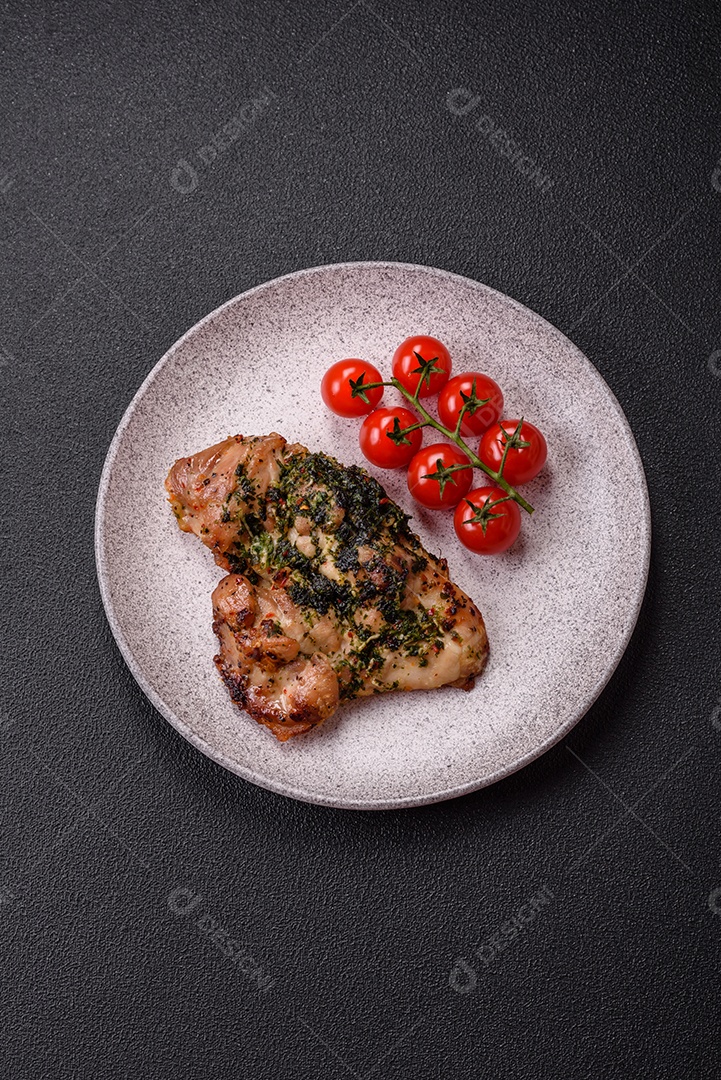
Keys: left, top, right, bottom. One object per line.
{"left": 356, "top": 378, "right": 535, "bottom": 515}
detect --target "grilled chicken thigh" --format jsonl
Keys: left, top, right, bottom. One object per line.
{"left": 166, "top": 433, "right": 489, "bottom": 741}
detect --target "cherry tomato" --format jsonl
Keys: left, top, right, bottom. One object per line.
{"left": 359, "top": 407, "right": 423, "bottom": 469}
{"left": 478, "top": 419, "right": 547, "bottom": 486}
{"left": 407, "top": 443, "right": 473, "bottom": 510}
{"left": 454, "top": 486, "right": 521, "bottom": 554}
{"left": 437, "top": 372, "right": 504, "bottom": 436}
{"left": 321, "top": 359, "right": 384, "bottom": 418}
{"left": 392, "top": 335, "right": 452, "bottom": 398}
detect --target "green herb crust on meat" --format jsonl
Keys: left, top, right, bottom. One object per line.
{"left": 166, "top": 433, "right": 488, "bottom": 740}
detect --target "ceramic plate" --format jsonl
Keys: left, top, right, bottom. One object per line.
{"left": 95, "top": 262, "right": 650, "bottom": 809}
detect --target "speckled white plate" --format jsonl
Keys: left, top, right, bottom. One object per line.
{"left": 95, "top": 262, "right": 650, "bottom": 809}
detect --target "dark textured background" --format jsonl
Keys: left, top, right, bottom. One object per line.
{"left": 2, "top": 1, "right": 721, "bottom": 1076}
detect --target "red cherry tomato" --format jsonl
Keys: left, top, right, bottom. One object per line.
{"left": 392, "top": 335, "right": 452, "bottom": 398}
{"left": 407, "top": 443, "right": 473, "bottom": 510}
{"left": 437, "top": 372, "right": 504, "bottom": 436}
{"left": 359, "top": 407, "right": 423, "bottom": 469}
{"left": 321, "top": 359, "right": 384, "bottom": 417}
{"left": 454, "top": 486, "right": 521, "bottom": 554}
{"left": 478, "top": 419, "right": 548, "bottom": 486}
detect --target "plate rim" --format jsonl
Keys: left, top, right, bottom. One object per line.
{"left": 95, "top": 260, "right": 651, "bottom": 810}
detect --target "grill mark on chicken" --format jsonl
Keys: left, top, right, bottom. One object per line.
{"left": 166, "top": 433, "right": 489, "bottom": 741}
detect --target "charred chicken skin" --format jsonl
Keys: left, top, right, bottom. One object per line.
{"left": 166, "top": 434, "right": 488, "bottom": 741}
